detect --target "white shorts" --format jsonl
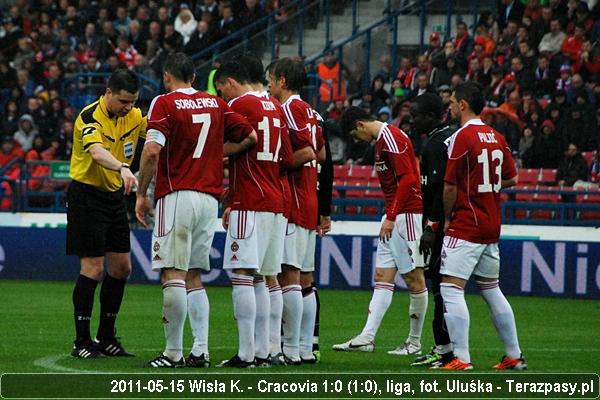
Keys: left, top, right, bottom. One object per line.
{"left": 375, "top": 213, "right": 424, "bottom": 274}
{"left": 282, "top": 223, "right": 316, "bottom": 272}
{"left": 223, "top": 210, "right": 286, "bottom": 276}
{"left": 151, "top": 190, "right": 218, "bottom": 272}
{"left": 439, "top": 236, "right": 500, "bottom": 280}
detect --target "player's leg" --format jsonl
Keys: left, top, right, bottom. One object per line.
{"left": 474, "top": 244, "right": 526, "bottom": 370}
{"left": 96, "top": 251, "right": 133, "bottom": 356}
{"left": 389, "top": 213, "right": 428, "bottom": 356}
{"left": 280, "top": 223, "right": 302, "bottom": 364}
{"left": 255, "top": 212, "right": 285, "bottom": 366}
{"left": 299, "top": 229, "right": 317, "bottom": 363}
{"left": 253, "top": 275, "right": 270, "bottom": 366}
{"left": 332, "top": 266, "right": 396, "bottom": 352}
{"left": 186, "top": 191, "right": 218, "bottom": 367}
{"left": 67, "top": 181, "right": 108, "bottom": 358}
{"left": 438, "top": 237, "right": 482, "bottom": 369}
{"left": 146, "top": 191, "right": 193, "bottom": 368}
{"left": 185, "top": 270, "right": 210, "bottom": 368}
{"left": 299, "top": 271, "right": 316, "bottom": 362}
{"left": 221, "top": 209, "right": 259, "bottom": 367}
{"left": 95, "top": 190, "right": 134, "bottom": 356}
{"left": 312, "top": 282, "right": 321, "bottom": 359}
{"left": 71, "top": 257, "right": 104, "bottom": 358}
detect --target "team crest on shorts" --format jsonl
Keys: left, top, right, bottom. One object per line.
{"left": 231, "top": 241, "right": 239, "bottom": 252}
{"left": 408, "top": 248, "right": 413, "bottom": 256}
{"left": 153, "top": 241, "right": 160, "bottom": 252}
{"left": 441, "top": 250, "right": 446, "bottom": 259}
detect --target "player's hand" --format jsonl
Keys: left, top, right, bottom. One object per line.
{"left": 135, "top": 195, "right": 154, "bottom": 228}
{"left": 317, "top": 215, "right": 331, "bottom": 237}
{"left": 419, "top": 225, "right": 436, "bottom": 264}
{"left": 121, "top": 167, "right": 138, "bottom": 195}
{"left": 379, "top": 218, "right": 394, "bottom": 242}
{"left": 222, "top": 207, "right": 231, "bottom": 230}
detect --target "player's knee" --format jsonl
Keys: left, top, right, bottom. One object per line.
{"left": 374, "top": 268, "right": 395, "bottom": 283}
{"left": 80, "top": 258, "right": 104, "bottom": 281}
{"left": 403, "top": 269, "right": 425, "bottom": 291}
{"left": 300, "top": 271, "right": 313, "bottom": 288}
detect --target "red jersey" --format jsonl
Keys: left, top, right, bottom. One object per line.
{"left": 444, "top": 118, "right": 517, "bottom": 243}
{"left": 375, "top": 123, "right": 423, "bottom": 220}
{"left": 147, "top": 88, "right": 253, "bottom": 201}
{"left": 228, "top": 91, "right": 292, "bottom": 212}
{"left": 281, "top": 94, "right": 324, "bottom": 230}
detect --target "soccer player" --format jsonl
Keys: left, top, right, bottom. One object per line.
{"left": 213, "top": 59, "right": 292, "bottom": 368}
{"left": 334, "top": 106, "right": 428, "bottom": 355}
{"left": 268, "top": 57, "right": 325, "bottom": 364}
{"left": 68, "top": 69, "right": 145, "bottom": 358}
{"left": 239, "top": 53, "right": 290, "bottom": 363}
{"left": 409, "top": 93, "right": 455, "bottom": 367}
{"left": 438, "top": 82, "right": 525, "bottom": 370}
{"left": 135, "top": 52, "right": 256, "bottom": 368}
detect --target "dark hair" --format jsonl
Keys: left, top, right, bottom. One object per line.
{"left": 213, "top": 59, "right": 250, "bottom": 85}
{"left": 107, "top": 69, "right": 140, "bottom": 94}
{"left": 340, "top": 106, "right": 376, "bottom": 135}
{"left": 454, "top": 82, "right": 485, "bottom": 115}
{"left": 271, "top": 57, "right": 306, "bottom": 92}
{"left": 163, "top": 52, "right": 195, "bottom": 83}
{"left": 412, "top": 93, "right": 444, "bottom": 119}
{"left": 456, "top": 21, "right": 468, "bottom": 29}
{"left": 235, "top": 53, "right": 264, "bottom": 84}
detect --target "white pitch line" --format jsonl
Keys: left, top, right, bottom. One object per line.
{"left": 33, "top": 355, "right": 99, "bottom": 373}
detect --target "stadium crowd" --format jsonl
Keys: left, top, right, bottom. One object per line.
{"left": 2, "top": 0, "right": 600, "bottom": 210}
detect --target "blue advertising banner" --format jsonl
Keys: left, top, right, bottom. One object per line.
{"left": 0, "top": 227, "right": 598, "bottom": 298}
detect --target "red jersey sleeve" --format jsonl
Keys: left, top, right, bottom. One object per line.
{"left": 444, "top": 132, "right": 469, "bottom": 185}
{"left": 222, "top": 99, "right": 254, "bottom": 143}
{"left": 147, "top": 95, "right": 170, "bottom": 138}
{"left": 499, "top": 135, "right": 517, "bottom": 180}
{"left": 279, "top": 124, "right": 293, "bottom": 169}
{"left": 385, "top": 142, "right": 417, "bottom": 220}
{"left": 285, "top": 102, "right": 313, "bottom": 150}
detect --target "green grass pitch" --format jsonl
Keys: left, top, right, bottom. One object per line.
{"left": 0, "top": 280, "right": 598, "bottom": 374}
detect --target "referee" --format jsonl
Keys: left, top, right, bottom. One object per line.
{"left": 410, "top": 93, "right": 456, "bottom": 367}
{"left": 68, "top": 69, "right": 146, "bottom": 358}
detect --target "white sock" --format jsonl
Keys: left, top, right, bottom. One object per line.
{"left": 187, "top": 287, "right": 209, "bottom": 357}
{"left": 162, "top": 279, "right": 187, "bottom": 361}
{"left": 360, "top": 282, "right": 394, "bottom": 341}
{"left": 408, "top": 288, "right": 429, "bottom": 345}
{"left": 477, "top": 280, "right": 522, "bottom": 359}
{"left": 231, "top": 273, "right": 256, "bottom": 362}
{"left": 254, "top": 279, "right": 270, "bottom": 359}
{"left": 281, "top": 284, "right": 302, "bottom": 359}
{"left": 440, "top": 282, "right": 470, "bottom": 363}
{"left": 268, "top": 283, "right": 283, "bottom": 356}
{"left": 300, "top": 287, "right": 316, "bottom": 359}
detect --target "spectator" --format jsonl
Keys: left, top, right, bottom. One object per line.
{"left": 376, "top": 54, "right": 393, "bottom": 83}
{"left": 1, "top": 100, "right": 20, "bottom": 137}
{"left": 566, "top": 2, "right": 594, "bottom": 35}
{"left": 325, "top": 96, "right": 347, "bottom": 121}
{"left": 534, "top": 54, "right": 555, "bottom": 96}
{"left": 556, "top": 64, "right": 572, "bottom": 91}
{"left": 561, "top": 104, "right": 596, "bottom": 151}
{"left": 195, "top": 0, "right": 220, "bottom": 22}
{"left": 454, "top": 21, "right": 474, "bottom": 59}
{"left": 425, "top": 32, "right": 445, "bottom": 68}
{"left": 184, "top": 20, "right": 214, "bottom": 56}
{"left": 317, "top": 52, "right": 347, "bottom": 103}
{"left": 556, "top": 143, "right": 589, "bottom": 185}
{"left": 128, "top": 20, "right": 148, "bottom": 56}
{"left": 325, "top": 120, "right": 349, "bottom": 164}
{"left": 217, "top": 4, "right": 238, "bottom": 41}
{"left": 529, "top": 119, "right": 565, "bottom": 168}
{"left": 174, "top": 4, "right": 197, "bottom": 45}
{"left": 477, "top": 10, "right": 500, "bottom": 42}
{"left": 114, "top": 6, "right": 132, "bottom": 36}
{"left": 519, "top": 124, "right": 536, "bottom": 167}
{"left": 369, "top": 75, "right": 391, "bottom": 111}
{"left": 561, "top": 23, "right": 586, "bottom": 62}
{"left": 377, "top": 106, "right": 391, "bottom": 122}
{"left": 395, "top": 56, "right": 416, "bottom": 91}
{"left": 573, "top": 39, "right": 600, "bottom": 81}
{"left": 13, "top": 114, "right": 39, "bottom": 152}
{"left": 114, "top": 36, "right": 139, "bottom": 69}
{"left": 567, "top": 73, "right": 596, "bottom": 108}
{"left": 499, "top": 0, "right": 525, "bottom": 30}
{"left": 589, "top": 147, "right": 600, "bottom": 184}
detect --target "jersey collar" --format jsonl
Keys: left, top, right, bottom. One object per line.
{"left": 282, "top": 94, "right": 302, "bottom": 106}
{"left": 174, "top": 87, "right": 198, "bottom": 95}
{"left": 98, "top": 96, "right": 115, "bottom": 120}
{"left": 463, "top": 118, "right": 484, "bottom": 126}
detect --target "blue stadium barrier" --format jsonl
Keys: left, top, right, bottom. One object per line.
{"left": 0, "top": 227, "right": 598, "bottom": 299}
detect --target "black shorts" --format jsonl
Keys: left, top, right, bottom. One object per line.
{"left": 66, "top": 180, "right": 130, "bottom": 257}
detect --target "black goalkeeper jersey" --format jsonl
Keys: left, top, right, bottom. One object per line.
{"left": 420, "top": 124, "right": 455, "bottom": 224}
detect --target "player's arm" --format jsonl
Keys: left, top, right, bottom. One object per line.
{"left": 224, "top": 130, "right": 257, "bottom": 156}
{"left": 223, "top": 106, "right": 258, "bottom": 156}
{"left": 443, "top": 182, "right": 457, "bottom": 223}
{"left": 135, "top": 136, "right": 162, "bottom": 227}
{"left": 83, "top": 123, "right": 138, "bottom": 194}
{"left": 292, "top": 145, "right": 315, "bottom": 167}
{"left": 317, "top": 127, "right": 333, "bottom": 236}
{"left": 500, "top": 139, "right": 518, "bottom": 189}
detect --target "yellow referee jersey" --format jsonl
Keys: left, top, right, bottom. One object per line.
{"left": 70, "top": 96, "right": 147, "bottom": 192}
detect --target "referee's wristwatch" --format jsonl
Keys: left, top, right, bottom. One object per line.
{"left": 120, "top": 162, "right": 130, "bottom": 170}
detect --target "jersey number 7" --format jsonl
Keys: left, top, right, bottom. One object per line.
{"left": 192, "top": 113, "right": 211, "bottom": 159}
